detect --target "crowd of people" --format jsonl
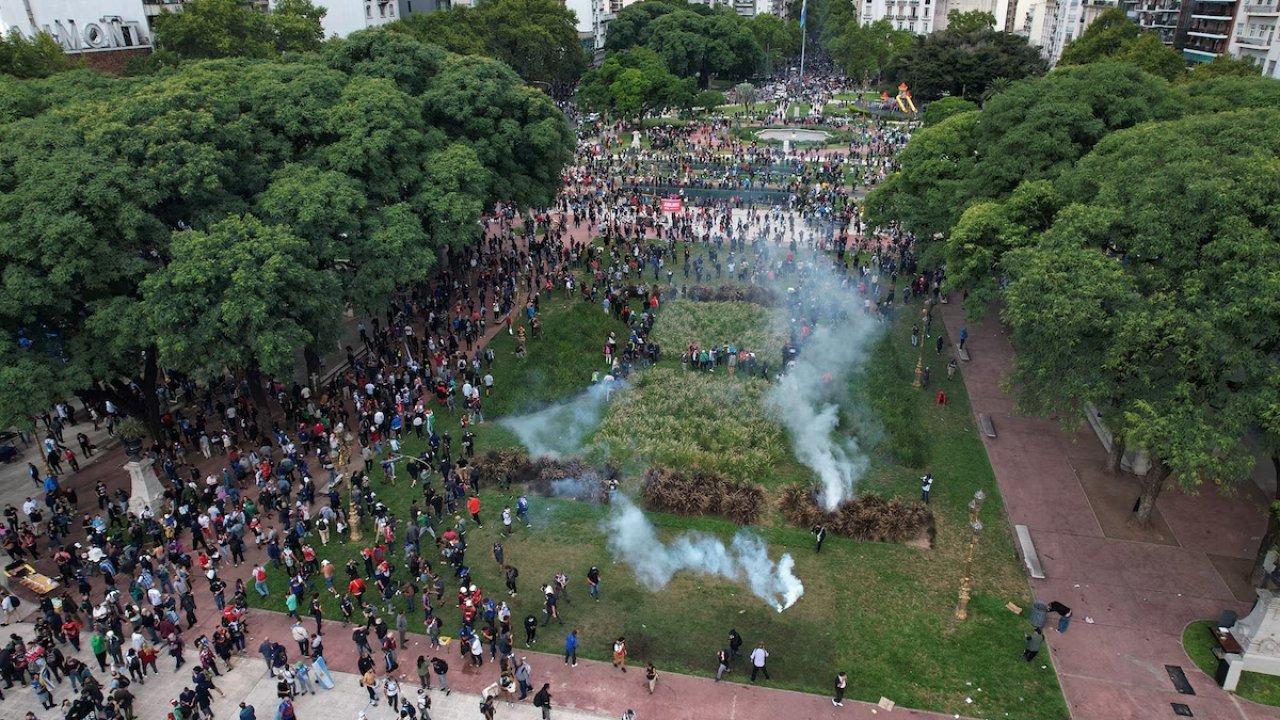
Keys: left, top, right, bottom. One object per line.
{"left": 0, "top": 59, "right": 925, "bottom": 720}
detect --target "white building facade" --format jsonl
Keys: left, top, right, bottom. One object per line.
{"left": 1, "top": 0, "right": 152, "bottom": 53}
{"left": 1227, "top": 0, "right": 1280, "bottom": 76}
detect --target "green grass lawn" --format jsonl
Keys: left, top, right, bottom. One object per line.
{"left": 1184, "top": 620, "right": 1280, "bottom": 705}
{"left": 249, "top": 297, "right": 1064, "bottom": 719}
{"left": 248, "top": 229, "right": 1065, "bottom": 718}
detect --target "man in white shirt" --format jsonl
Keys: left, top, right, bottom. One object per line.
{"left": 749, "top": 643, "right": 770, "bottom": 682}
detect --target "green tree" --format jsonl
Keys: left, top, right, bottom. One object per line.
{"left": 392, "top": 0, "right": 586, "bottom": 84}
{"left": 1059, "top": 8, "right": 1183, "bottom": 81}
{"left": 270, "top": 0, "right": 327, "bottom": 54}
{"left": 0, "top": 30, "right": 574, "bottom": 433}
{"left": 747, "top": 14, "right": 801, "bottom": 76}
{"left": 0, "top": 31, "right": 76, "bottom": 79}
{"left": 886, "top": 28, "right": 1046, "bottom": 101}
{"left": 1185, "top": 54, "right": 1266, "bottom": 81}
{"left": 923, "top": 95, "right": 976, "bottom": 126}
{"left": 734, "top": 81, "right": 756, "bottom": 110}
{"left": 1175, "top": 74, "right": 1280, "bottom": 112}
{"left": 871, "top": 62, "right": 1180, "bottom": 252}
{"left": 863, "top": 110, "right": 979, "bottom": 241}
{"left": 828, "top": 20, "right": 913, "bottom": 86}
{"left": 1002, "top": 109, "right": 1280, "bottom": 523}
{"left": 478, "top": 0, "right": 587, "bottom": 84}
{"left": 695, "top": 89, "right": 726, "bottom": 113}
{"left": 142, "top": 214, "right": 339, "bottom": 407}
{"left": 945, "top": 10, "right": 996, "bottom": 33}
{"left": 153, "top": 0, "right": 275, "bottom": 60}
{"left": 606, "top": 0, "right": 763, "bottom": 83}
{"left": 578, "top": 47, "right": 694, "bottom": 117}
{"left": 390, "top": 7, "right": 487, "bottom": 56}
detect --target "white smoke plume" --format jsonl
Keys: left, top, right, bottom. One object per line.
{"left": 501, "top": 380, "right": 622, "bottom": 458}
{"left": 604, "top": 495, "right": 804, "bottom": 612}
{"left": 767, "top": 263, "right": 883, "bottom": 510}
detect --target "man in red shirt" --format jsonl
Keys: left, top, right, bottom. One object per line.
{"left": 468, "top": 496, "right": 483, "bottom": 529}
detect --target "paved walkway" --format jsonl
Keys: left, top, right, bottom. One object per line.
{"left": 939, "top": 302, "right": 1280, "bottom": 720}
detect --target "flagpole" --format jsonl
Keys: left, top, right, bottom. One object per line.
{"left": 799, "top": 0, "right": 807, "bottom": 80}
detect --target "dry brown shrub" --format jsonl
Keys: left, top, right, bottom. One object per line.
{"left": 471, "top": 449, "right": 618, "bottom": 503}
{"left": 640, "top": 467, "right": 764, "bottom": 525}
{"left": 779, "top": 484, "right": 935, "bottom": 546}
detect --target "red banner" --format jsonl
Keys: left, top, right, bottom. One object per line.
{"left": 660, "top": 198, "right": 683, "bottom": 212}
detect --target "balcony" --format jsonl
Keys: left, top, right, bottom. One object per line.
{"left": 1236, "top": 33, "right": 1274, "bottom": 45}
{"left": 1242, "top": 2, "right": 1280, "bottom": 11}
{"left": 1188, "top": 29, "right": 1231, "bottom": 37}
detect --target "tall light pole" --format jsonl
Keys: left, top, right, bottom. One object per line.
{"left": 955, "top": 490, "right": 987, "bottom": 622}
{"left": 912, "top": 303, "right": 929, "bottom": 388}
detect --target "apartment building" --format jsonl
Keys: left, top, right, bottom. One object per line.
{"left": 1226, "top": 0, "right": 1279, "bottom": 75}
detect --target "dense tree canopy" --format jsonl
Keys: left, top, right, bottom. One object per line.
{"left": 1000, "top": 109, "right": 1280, "bottom": 521}
{"left": 885, "top": 27, "right": 1047, "bottom": 102}
{"left": 578, "top": 47, "right": 697, "bottom": 116}
{"left": 391, "top": 0, "right": 587, "bottom": 85}
{"left": 604, "top": 0, "right": 789, "bottom": 85}
{"left": 153, "top": 0, "right": 326, "bottom": 60}
{"left": 922, "top": 96, "right": 977, "bottom": 126}
{"left": 1058, "top": 9, "right": 1184, "bottom": 82}
{"left": 0, "top": 29, "right": 573, "bottom": 432}
{"left": 945, "top": 10, "right": 996, "bottom": 33}
{"left": 0, "top": 31, "right": 76, "bottom": 79}
{"left": 867, "top": 62, "right": 1181, "bottom": 246}
{"left": 826, "top": 19, "right": 913, "bottom": 86}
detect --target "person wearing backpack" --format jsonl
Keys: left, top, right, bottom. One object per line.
{"left": 532, "top": 683, "right": 552, "bottom": 719}
{"left": 429, "top": 656, "right": 450, "bottom": 695}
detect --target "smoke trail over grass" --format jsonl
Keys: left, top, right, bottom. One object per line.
{"left": 501, "top": 380, "right": 622, "bottom": 458}
{"left": 604, "top": 495, "right": 804, "bottom": 612}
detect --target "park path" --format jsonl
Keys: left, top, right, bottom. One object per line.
{"left": 938, "top": 301, "right": 1280, "bottom": 720}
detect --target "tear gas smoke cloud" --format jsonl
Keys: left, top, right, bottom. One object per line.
{"left": 604, "top": 495, "right": 804, "bottom": 612}
{"left": 764, "top": 238, "right": 883, "bottom": 510}
{"left": 501, "top": 380, "right": 621, "bottom": 458}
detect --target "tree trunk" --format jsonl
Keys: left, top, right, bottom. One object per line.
{"left": 1105, "top": 433, "right": 1126, "bottom": 475}
{"left": 244, "top": 363, "right": 271, "bottom": 418}
{"left": 1132, "top": 458, "right": 1170, "bottom": 525}
{"left": 1250, "top": 453, "right": 1280, "bottom": 586}
{"left": 140, "top": 345, "right": 163, "bottom": 443}
{"left": 304, "top": 347, "right": 323, "bottom": 391}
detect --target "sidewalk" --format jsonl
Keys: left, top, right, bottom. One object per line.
{"left": 939, "top": 302, "right": 1280, "bottom": 720}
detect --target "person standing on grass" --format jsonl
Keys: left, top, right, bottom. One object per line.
{"left": 715, "top": 648, "right": 731, "bottom": 681}
{"left": 833, "top": 671, "right": 847, "bottom": 707}
{"left": 524, "top": 614, "right": 538, "bottom": 646}
{"left": 468, "top": 496, "right": 483, "bottom": 528}
{"left": 1024, "top": 628, "right": 1044, "bottom": 662}
{"left": 749, "top": 642, "right": 769, "bottom": 681}
{"left": 728, "top": 629, "right": 743, "bottom": 661}
{"left": 812, "top": 524, "right": 826, "bottom": 553}
{"left": 586, "top": 567, "right": 600, "bottom": 601}
{"left": 920, "top": 474, "right": 932, "bottom": 504}
{"left": 505, "top": 566, "right": 519, "bottom": 598}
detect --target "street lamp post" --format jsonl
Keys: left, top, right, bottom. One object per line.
{"left": 340, "top": 431, "right": 363, "bottom": 543}
{"left": 955, "top": 490, "right": 987, "bottom": 622}
{"left": 912, "top": 303, "right": 930, "bottom": 388}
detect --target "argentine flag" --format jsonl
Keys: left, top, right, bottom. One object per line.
{"left": 800, "top": 0, "right": 808, "bottom": 28}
